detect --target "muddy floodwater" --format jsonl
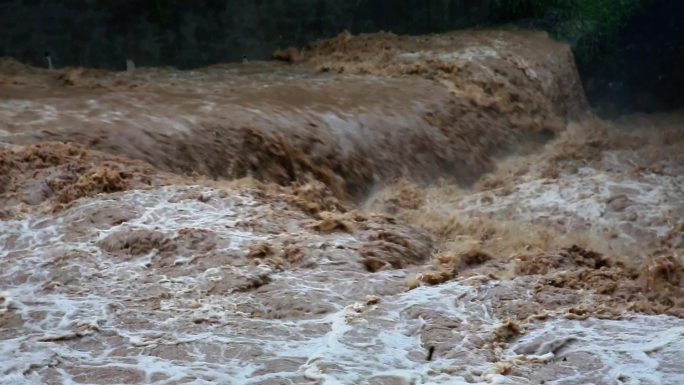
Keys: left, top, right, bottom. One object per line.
{"left": 1, "top": 30, "right": 683, "bottom": 385}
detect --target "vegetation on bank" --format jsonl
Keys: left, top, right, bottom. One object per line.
{"left": 493, "top": 0, "right": 648, "bottom": 65}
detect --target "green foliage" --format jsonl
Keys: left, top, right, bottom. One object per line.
{"left": 493, "top": 0, "right": 648, "bottom": 65}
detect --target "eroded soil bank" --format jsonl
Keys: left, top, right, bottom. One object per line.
{"left": 1, "top": 30, "right": 682, "bottom": 385}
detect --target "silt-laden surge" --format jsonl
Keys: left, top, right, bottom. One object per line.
{"left": 0, "top": 30, "right": 683, "bottom": 385}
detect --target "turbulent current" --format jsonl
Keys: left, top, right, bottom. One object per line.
{"left": 0, "top": 30, "right": 683, "bottom": 385}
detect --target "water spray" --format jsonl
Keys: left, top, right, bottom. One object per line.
{"left": 44, "top": 52, "right": 53, "bottom": 70}
{"left": 126, "top": 58, "right": 136, "bottom": 72}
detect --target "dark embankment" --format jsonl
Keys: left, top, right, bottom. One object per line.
{"left": 582, "top": 0, "right": 684, "bottom": 115}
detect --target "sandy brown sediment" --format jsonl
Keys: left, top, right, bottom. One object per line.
{"left": 0, "top": 142, "right": 181, "bottom": 217}
{"left": 370, "top": 113, "right": 684, "bottom": 260}
{"left": 283, "top": 29, "right": 587, "bottom": 117}
{"left": 1, "top": 30, "right": 586, "bottom": 199}
{"left": 358, "top": 104, "right": 684, "bottom": 381}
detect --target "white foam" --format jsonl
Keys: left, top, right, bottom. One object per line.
{"left": 2, "top": 185, "right": 683, "bottom": 384}
{"left": 508, "top": 316, "right": 684, "bottom": 385}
